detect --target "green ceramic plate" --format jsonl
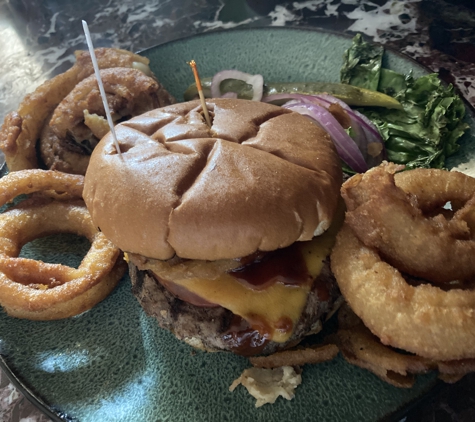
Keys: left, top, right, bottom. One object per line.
{"left": 1, "top": 28, "right": 474, "bottom": 422}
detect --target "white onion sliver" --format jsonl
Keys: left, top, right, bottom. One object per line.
{"left": 211, "top": 70, "right": 264, "bottom": 101}
{"left": 221, "top": 92, "right": 238, "bottom": 99}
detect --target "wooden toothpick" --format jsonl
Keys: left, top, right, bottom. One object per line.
{"left": 82, "top": 20, "right": 122, "bottom": 156}
{"left": 188, "top": 60, "right": 212, "bottom": 127}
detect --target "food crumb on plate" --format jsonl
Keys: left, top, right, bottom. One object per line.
{"left": 229, "top": 366, "right": 301, "bottom": 407}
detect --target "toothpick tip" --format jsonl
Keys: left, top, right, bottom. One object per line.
{"left": 187, "top": 60, "right": 211, "bottom": 127}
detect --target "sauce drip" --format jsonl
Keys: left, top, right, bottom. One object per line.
{"left": 222, "top": 315, "right": 270, "bottom": 356}
{"left": 222, "top": 314, "right": 296, "bottom": 355}
{"left": 229, "top": 243, "right": 311, "bottom": 290}
{"left": 311, "top": 260, "right": 334, "bottom": 302}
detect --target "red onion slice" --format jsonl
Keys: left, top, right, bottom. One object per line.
{"left": 284, "top": 101, "right": 368, "bottom": 173}
{"left": 211, "top": 70, "right": 264, "bottom": 101}
{"left": 265, "top": 93, "right": 385, "bottom": 168}
{"left": 310, "top": 94, "right": 386, "bottom": 167}
{"left": 311, "top": 95, "right": 383, "bottom": 140}
{"left": 264, "top": 93, "right": 383, "bottom": 147}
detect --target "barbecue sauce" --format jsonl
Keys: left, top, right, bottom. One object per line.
{"left": 222, "top": 244, "right": 312, "bottom": 355}
{"left": 141, "top": 228, "right": 339, "bottom": 346}
{"left": 222, "top": 315, "right": 270, "bottom": 356}
{"left": 229, "top": 243, "right": 311, "bottom": 290}
{"left": 223, "top": 313, "right": 297, "bottom": 356}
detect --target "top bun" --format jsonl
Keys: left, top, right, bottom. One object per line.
{"left": 83, "top": 99, "right": 342, "bottom": 260}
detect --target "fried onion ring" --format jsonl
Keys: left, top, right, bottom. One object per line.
{"left": 0, "top": 169, "right": 84, "bottom": 204}
{"left": 342, "top": 163, "right": 475, "bottom": 283}
{"left": 0, "top": 48, "right": 163, "bottom": 172}
{"left": 336, "top": 303, "right": 475, "bottom": 387}
{"left": 337, "top": 303, "right": 430, "bottom": 388}
{"left": 0, "top": 169, "right": 125, "bottom": 320}
{"left": 331, "top": 223, "right": 475, "bottom": 361}
{"left": 50, "top": 68, "right": 162, "bottom": 140}
{"left": 249, "top": 343, "right": 339, "bottom": 369}
{"left": 38, "top": 68, "right": 166, "bottom": 174}
{"left": 39, "top": 125, "right": 91, "bottom": 175}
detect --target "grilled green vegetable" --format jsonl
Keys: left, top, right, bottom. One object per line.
{"left": 341, "top": 34, "right": 469, "bottom": 169}
{"left": 184, "top": 79, "right": 402, "bottom": 109}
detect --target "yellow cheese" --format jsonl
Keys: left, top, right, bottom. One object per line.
{"left": 171, "top": 273, "right": 311, "bottom": 343}
{"left": 301, "top": 198, "right": 345, "bottom": 278}
{"left": 141, "top": 200, "right": 344, "bottom": 343}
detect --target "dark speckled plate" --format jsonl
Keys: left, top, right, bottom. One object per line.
{"left": 1, "top": 28, "right": 474, "bottom": 422}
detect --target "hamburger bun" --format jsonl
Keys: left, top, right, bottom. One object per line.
{"left": 83, "top": 98, "right": 342, "bottom": 261}
{"left": 83, "top": 98, "right": 343, "bottom": 356}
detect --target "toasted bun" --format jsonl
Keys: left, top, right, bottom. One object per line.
{"left": 83, "top": 99, "right": 342, "bottom": 260}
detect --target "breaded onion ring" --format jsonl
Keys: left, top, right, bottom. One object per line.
{"left": 39, "top": 68, "right": 166, "bottom": 174}
{"left": 342, "top": 163, "right": 475, "bottom": 283}
{"left": 395, "top": 168, "right": 475, "bottom": 212}
{"left": 50, "top": 68, "right": 162, "bottom": 140}
{"left": 39, "top": 125, "right": 91, "bottom": 175}
{"left": 0, "top": 198, "right": 125, "bottom": 319}
{"left": 336, "top": 303, "right": 429, "bottom": 388}
{"left": 331, "top": 224, "right": 475, "bottom": 361}
{"left": 336, "top": 303, "right": 475, "bottom": 386}
{"left": 249, "top": 343, "right": 339, "bottom": 369}
{"left": 0, "top": 48, "right": 170, "bottom": 172}
{"left": 0, "top": 169, "right": 84, "bottom": 204}
{"left": 0, "top": 169, "right": 126, "bottom": 320}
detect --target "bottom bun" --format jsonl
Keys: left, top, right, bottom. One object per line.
{"left": 129, "top": 259, "right": 341, "bottom": 356}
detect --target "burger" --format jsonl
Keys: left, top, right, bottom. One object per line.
{"left": 83, "top": 98, "right": 343, "bottom": 356}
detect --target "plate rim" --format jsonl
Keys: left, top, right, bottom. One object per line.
{"left": 0, "top": 354, "right": 68, "bottom": 422}
{"left": 137, "top": 25, "right": 475, "bottom": 116}
{"left": 0, "top": 25, "right": 472, "bottom": 422}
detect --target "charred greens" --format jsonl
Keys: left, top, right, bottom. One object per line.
{"left": 341, "top": 35, "right": 468, "bottom": 169}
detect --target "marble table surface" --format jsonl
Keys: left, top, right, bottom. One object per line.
{"left": 1, "top": 0, "right": 475, "bottom": 421}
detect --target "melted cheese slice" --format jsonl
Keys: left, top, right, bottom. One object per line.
{"left": 134, "top": 203, "right": 344, "bottom": 343}
{"left": 300, "top": 208, "right": 343, "bottom": 280}
{"left": 177, "top": 274, "right": 312, "bottom": 343}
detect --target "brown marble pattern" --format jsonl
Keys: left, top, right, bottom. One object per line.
{"left": 0, "top": 369, "right": 50, "bottom": 422}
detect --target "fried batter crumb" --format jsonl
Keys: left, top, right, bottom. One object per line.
{"left": 229, "top": 366, "right": 301, "bottom": 407}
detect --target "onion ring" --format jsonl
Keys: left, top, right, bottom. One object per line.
{"left": 331, "top": 223, "right": 475, "bottom": 361}
{"left": 39, "top": 67, "right": 165, "bottom": 174}
{"left": 0, "top": 169, "right": 84, "bottom": 205}
{"left": 336, "top": 303, "right": 475, "bottom": 386}
{"left": 0, "top": 48, "right": 156, "bottom": 172}
{"left": 342, "top": 162, "right": 475, "bottom": 283}
{"left": 39, "top": 125, "right": 92, "bottom": 175}
{"left": 395, "top": 168, "right": 475, "bottom": 211}
{"left": 0, "top": 170, "right": 125, "bottom": 320}
{"left": 249, "top": 343, "right": 339, "bottom": 369}
{"left": 337, "top": 303, "right": 429, "bottom": 388}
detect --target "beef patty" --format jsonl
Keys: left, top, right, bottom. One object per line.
{"left": 129, "top": 258, "right": 341, "bottom": 356}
